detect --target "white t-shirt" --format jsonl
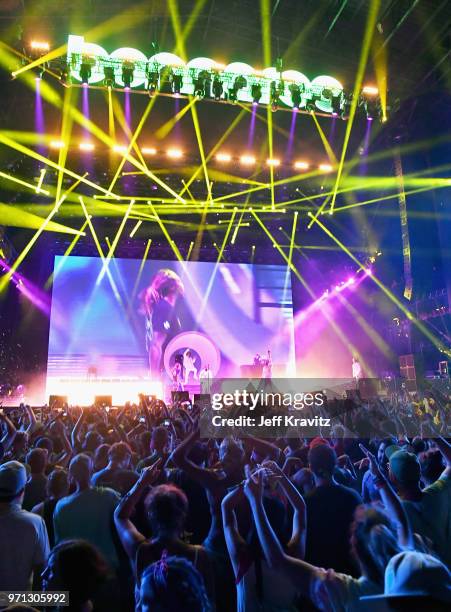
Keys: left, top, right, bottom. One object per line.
{"left": 352, "top": 361, "right": 362, "bottom": 379}
{"left": 0, "top": 503, "right": 50, "bottom": 591}
{"left": 310, "top": 568, "right": 381, "bottom": 612}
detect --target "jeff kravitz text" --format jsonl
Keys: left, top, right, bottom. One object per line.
{"left": 211, "top": 414, "right": 331, "bottom": 427}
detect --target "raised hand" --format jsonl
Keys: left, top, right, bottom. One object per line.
{"left": 243, "top": 464, "right": 264, "bottom": 504}
{"left": 139, "top": 459, "right": 163, "bottom": 486}
{"left": 359, "top": 444, "right": 383, "bottom": 479}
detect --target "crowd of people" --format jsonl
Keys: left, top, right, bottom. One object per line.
{"left": 0, "top": 393, "right": 450, "bottom": 611}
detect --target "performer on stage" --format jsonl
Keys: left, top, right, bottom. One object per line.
{"left": 171, "top": 361, "right": 184, "bottom": 391}
{"left": 140, "top": 269, "right": 184, "bottom": 377}
{"left": 352, "top": 356, "right": 362, "bottom": 385}
{"left": 199, "top": 363, "right": 213, "bottom": 393}
{"left": 183, "top": 348, "right": 198, "bottom": 385}
{"left": 261, "top": 349, "right": 272, "bottom": 379}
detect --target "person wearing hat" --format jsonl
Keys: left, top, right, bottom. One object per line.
{"left": 0, "top": 461, "right": 50, "bottom": 591}
{"left": 360, "top": 550, "right": 451, "bottom": 611}
{"left": 387, "top": 435, "right": 451, "bottom": 568}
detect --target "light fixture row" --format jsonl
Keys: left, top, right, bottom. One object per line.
{"left": 48, "top": 140, "right": 333, "bottom": 172}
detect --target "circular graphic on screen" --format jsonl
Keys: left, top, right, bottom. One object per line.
{"left": 163, "top": 332, "right": 221, "bottom": 378}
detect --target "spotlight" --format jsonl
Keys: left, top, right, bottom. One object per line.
{"left": 146, "top": 64, "right": 159, "bottom": 94}
{"left": 79, "top": 142, "right": 95, "bottom": 151}
{"left": 322, "top": 88, "right": 342, "bottom": 115}
{"left": 141, "top": 147, "right": 157, "bottom": 155}
{"left": 103, "top": 66, "right": 115, "bottom": 88}
{"left": 80, "top": 57, "right": 93, "bottom": 84}
{"left": 251, "top": 83, "right": 262, "bottom": 104}
{"left": 266, "top": 159, "right": 280, "bottom": 167}
{"left": 122, "top": 61, "right": 135, "bottom": 88}
{"left": 240, "top": 154, "right": 255, "bottom": 165}
{"left": 294, "top": 160, "right": 309, "bottom": 170}
{"left": 319, "top": 163, "right": 333, "bottom": 172}
{"left": 270, "top": 80, "right": 284, "bottom": 109}
{"left": 193, "top": 70, "right": 211, "bottom": 98}
{"left": 305, "top": 98, "right": 316, "bottom": 112}
{"left": 229, "top": 75, "right": 247, "bottom": 101}
{"left": 50, "top": 140, "right": 65, "bottom": 149}
{"left": 362, "top": 85, "right": 379, "bottom": 96}
{"left": 113, "top": 144, "right": 127, "bottom": 153}
{"left": 212, "top": 74, "right": 223, "bottom": 100}
{"left": 30, "top": 41, "right": 50, "bottom": 53}
{"left": 216, "top": 153, "right": 231, "bottom": 162}
{"left": 289, "top": 83, "right": 303, "bottom": 108}
{"left": 167, "top": 148, "right": 183, "bottom": 159}
{"left": 59, "top": 62, "right": 70, "bottom": 85}
{"left": 160, "top": 66, "right": 174, "bottom": 93}
{"left": 172, "top": 73, "right": 183, "bottom": 94}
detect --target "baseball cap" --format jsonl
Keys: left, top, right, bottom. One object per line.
{"left": 361, "top": 551, "right": 451, "bottom": 603}
{"left": 0, "top": 460, "right": 27, "bottom": 498}
{"left": 388, "top": 449, "right": 420, "bottom": 484}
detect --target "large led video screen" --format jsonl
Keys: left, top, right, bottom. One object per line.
{"left": 47, "top": 256, "right": 295, "bottom": 396}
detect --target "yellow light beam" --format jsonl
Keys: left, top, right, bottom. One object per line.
{"left": 147, "top": 201, "right": 184, "bottom": 261}
{"left": 329, "top": 0, "right": 381, "bottom": 214}
{"left": 179, "top": 108, "right": 247, "bottom": 196}
{"left": 308, "top": 213, "right": 450, "bottom": 355}
{"left": 130, "top": 238, "right": 152, "bottom": 304}
{"left": 0, "top": 134, "right": 117, "bottom": 197}
{"left": 108, "top": 98, "right": 156, "bottom": 193}
{"left": 0, "top": 170, "right": 50, "bottom": 196}
{"left": 45, "top": 218, "right": 90, "bottom": 289}
{"left": 155, "top": 96, "right": 197, "bottom": 139}
{"left": 186, "top": 241, "right": 194, "bottom": 260}
{"left": 310, "top": 112, "right": 338, "bottom": 164}
{"left": 0, "top": 200, "right": 62, "bottom": 292}
{"left": 96, "top": 199, "right": 135, "bottom": 284}
{"left": 197, "top": 210, "right": 236, "bottom": 321}
{"left": 0, "top": 204, "right": 85, "bottom": 235}
{"left": 35, "top": 169, "right": 46, "bottom": 194}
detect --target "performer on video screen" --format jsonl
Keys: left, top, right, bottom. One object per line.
{"left": 352, "top": 356, "right": 362, "bottom": 385}
{"left": 183, "top": 348, "right": 198, "bottom": 385}
{"left": 171, "top": 361, "right": 184, "bottom": 391}
{"left": 140, "top": 269, "right": 184, "bottom": 376}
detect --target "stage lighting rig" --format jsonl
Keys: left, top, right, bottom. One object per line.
{"left": 122, "top": 60, "right": 135, "bottom": 88}
{"left": 360, "top": 85, "right": 380, "bottom": 121}
{"left": 103, "top": 66, "right": 115, "bottom": 88}
{"left": 193, "top": 70, "right": 211, "bottom": 98}
{"left": 322, "top": 87, "right": 342, "bottom": 115}
{"left": 212, "top": 73, "right": 223, "bottom": 100}
{"left": 160, "top": 66, "right": 174, "bottom": 93}
{"left": 146, "top": 63, "right": 159, "bottom": 94}
{"left": 172, "top": 73, "right": 183, "bottom": 94}
{"left": 270, "top": 80, "right": 284, "bottom": 110}
{"left": 289, "top": 82, "right": 303, "bottom": 108}
{"left": 251, "top": 83, "right": 262, "bottom": 104}
{"left": 229, "top": 75, "right": 247, "bottom": 102}
{"left": 80, "top": 56, "right": 93, "bottom": 84}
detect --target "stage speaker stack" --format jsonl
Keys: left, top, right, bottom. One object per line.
{"left": 399, "top": 354, "right": 417, "bottom": 392}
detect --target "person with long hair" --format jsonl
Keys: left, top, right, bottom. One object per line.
{"left": 114, "top": 463, "right": 214, "bottom": 611}
{"left": 139, "top": 269, "right": 184, "bottom": 376}
{"left": 140, "top": 555, "right": 212, "bottom": 612}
